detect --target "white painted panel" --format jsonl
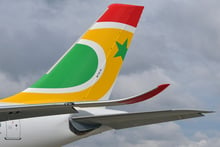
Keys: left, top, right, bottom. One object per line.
{"left": 5, "top": 120, "right": 21, "bottom": 140}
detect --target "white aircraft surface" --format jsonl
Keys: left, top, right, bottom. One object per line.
{"left": 0, "top": 3, "right": 212, "bottom": 147}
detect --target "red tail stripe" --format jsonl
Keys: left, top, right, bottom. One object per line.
{"left": 97, "top": 4, "right": 144, "bottom": 27}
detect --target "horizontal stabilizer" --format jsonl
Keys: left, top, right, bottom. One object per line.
{"left": 72, "top": 110, "right": 213, "bottom": 130}
{"left": 74, "top": 84, "right": 169, "bottom": 107}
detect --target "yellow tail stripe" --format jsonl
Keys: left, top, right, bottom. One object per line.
{"left": 1, "top": 29, "right": 133, "bottom": 104}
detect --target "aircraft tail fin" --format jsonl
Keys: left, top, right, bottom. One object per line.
{"left": 2, "top": 4, "right": 144, "bottom": 104}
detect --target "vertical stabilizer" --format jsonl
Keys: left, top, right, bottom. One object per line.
{"left": 2, "top": 4, "right": 144, "bottom": 104}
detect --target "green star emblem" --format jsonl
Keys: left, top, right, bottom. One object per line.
{"left": 114, "top": 39, "right": 128, "bottom": 60}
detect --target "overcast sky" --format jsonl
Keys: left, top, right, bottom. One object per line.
{"left": 0, "top": 0, "right": 219, "bottom": 147}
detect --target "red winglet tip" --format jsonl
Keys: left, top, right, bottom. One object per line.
{"left": 158, "top": 84, "right": 170, "bottom": 89}
{"left": 119, "top": 84, "right": 170, "bottom": 104}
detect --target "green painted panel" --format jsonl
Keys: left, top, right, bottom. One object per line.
{"left": 31, "top": 44, "right": 98, "bottom": 88}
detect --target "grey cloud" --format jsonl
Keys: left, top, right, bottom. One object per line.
{"left": 122, "top": 0, "right": 220, "bottom": 74}
{"left": 0, "top": 71, "right": 38, "bottom": 98}
{"left": 111, "top": 68, "right": 203, "bottom": 113}
{"left": 0, "top": 0, "right": 105, "bottom": 78}
{"left": 68, "top": 122, "right": 220, "bottom": 147}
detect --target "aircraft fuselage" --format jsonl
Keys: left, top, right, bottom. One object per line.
{"left": 0, "top": 114, "right": 76, "bottom": 147}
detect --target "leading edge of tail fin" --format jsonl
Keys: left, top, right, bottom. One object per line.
{"left": 2, "top": 4, "right": 144, "bottom": 104}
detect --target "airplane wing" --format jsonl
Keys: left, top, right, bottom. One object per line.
{"left": 74, "top": 84, "right": 169, "bottom": 107}
{"left": 0, "top": 84, "right": 168, "bottom": 121}
{"left": 70, "top": 110, "right": 212, "bottom": 131}
{"left": 0, "top": 84, "right": 212, "bottom": 124}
